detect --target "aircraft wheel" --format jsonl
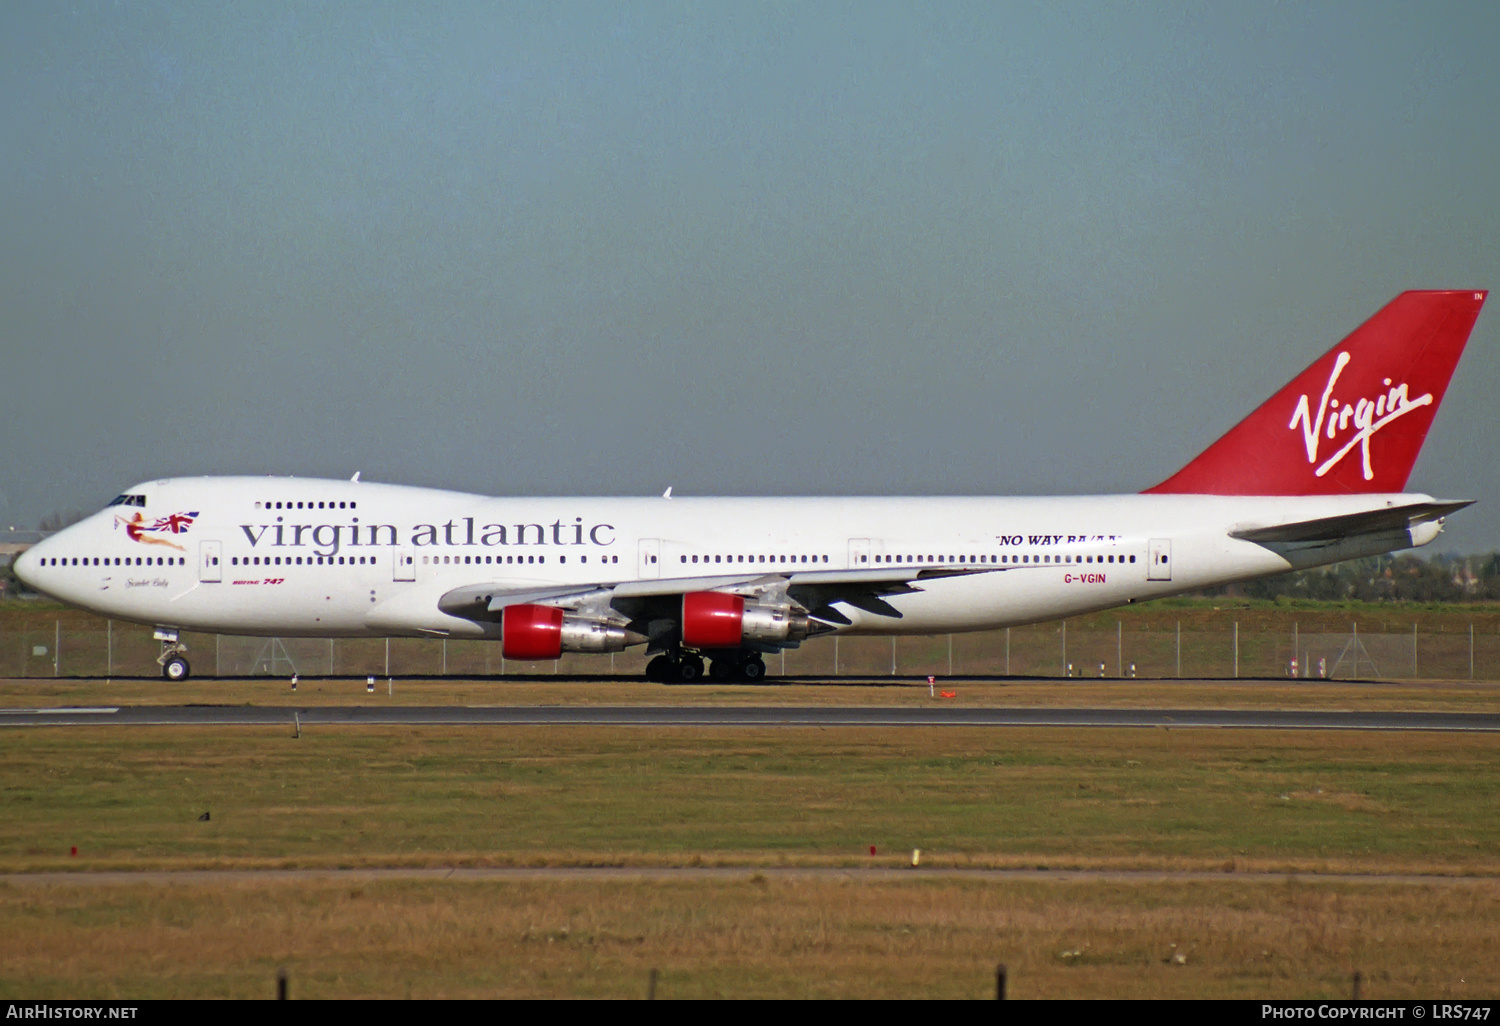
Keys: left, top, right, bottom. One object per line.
{"left": 162, "top": 656, "right": 191, "bottom": 682}
{"left": 709, "top": 659, "right": 736, "bottom": 682}
{"left": 676, "top": 655, "right": 705, "bottom": 683}
{"left": 740, "top": 655, "right": 766, "bottom": 681}
{"left": 645, "top": 655, "right": 673, "bottom": 683}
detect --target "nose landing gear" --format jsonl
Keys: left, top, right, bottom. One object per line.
{"left": 155, "top": 628, "right": 191, "bottom": 682}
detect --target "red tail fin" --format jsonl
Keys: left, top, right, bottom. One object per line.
{"left": 1145, "top": 290, "right": 1487, "bottom": 495}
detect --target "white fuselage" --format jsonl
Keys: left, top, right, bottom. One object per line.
{"left": 15, "top": 476, "right": 1438, "bottom": 640}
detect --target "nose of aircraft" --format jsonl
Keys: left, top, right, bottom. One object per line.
{"left": 12, "top": 542, "right": 42, "bottom": 590}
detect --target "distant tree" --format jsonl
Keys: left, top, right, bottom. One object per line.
{"left": 37, "top": 511, "right": 86, "bottom": 535}
{"left": 1199, "top": 551, "right": 1500, "bottom": 603}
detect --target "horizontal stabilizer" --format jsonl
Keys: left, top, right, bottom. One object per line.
{"left": 1230, "top": 500, "right": 1472, "bottom": 544}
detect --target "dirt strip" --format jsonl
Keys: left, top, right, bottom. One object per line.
{"left": 4, "top": 867, "right": 1496, "bottom": 887}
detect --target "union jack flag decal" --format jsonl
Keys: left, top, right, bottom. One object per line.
{"left": 150, "top": 512, "right": 199, "bottom": 534}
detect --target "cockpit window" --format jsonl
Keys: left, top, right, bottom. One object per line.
{"left": 107, "top": 494, "right": 146, "bottom": 507}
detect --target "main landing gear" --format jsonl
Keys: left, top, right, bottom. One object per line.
{"left": 155, "top": 628, "right": 191, "bottom": 682}
{"left": 648, "top": 650, "right": 767, "bottom": 684}
{"left": 646, "top": 652, "right": 703, "bottom": 684}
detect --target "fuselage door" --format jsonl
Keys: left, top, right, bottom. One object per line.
{"left": 198, "top": 541, "right": 222, "bottom": 583}
{"left": 1148, "top": 539, "right": 1172, "bottom": 581}
{"left": 394, "top": 545, "right": 415, "bottom": 582}
{"left": 638, "top": 538, "right": 661, "bottom": 579}
{"left": 848, "top": 538, "right": 871, "bottom": 569}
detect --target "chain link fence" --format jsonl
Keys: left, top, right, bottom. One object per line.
{"left": 3, "top": 618, "right": 1499, "bottom": 680}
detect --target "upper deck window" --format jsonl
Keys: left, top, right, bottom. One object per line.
{"left": 107, "top": 494, "right": 146, "bottom": 508}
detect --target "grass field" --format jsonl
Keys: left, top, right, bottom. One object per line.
{"left": 2, "top": 723, "right": 1498, "bottom": 997}
{"left": 4, "top": 875, "right": 1496, "bottom": 999}
{"left": 4, "top": 726, "right": 1498, "bottom": 874}
{"left": 5, "top": 594, "right": 1498, "bottom": 999}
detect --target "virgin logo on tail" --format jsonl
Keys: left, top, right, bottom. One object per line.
{"left": 1288, "top": 352, "right": 1433, "bottom": 481}
{"left": 1146, "top": 290, "right": 1484, "bottom": 496}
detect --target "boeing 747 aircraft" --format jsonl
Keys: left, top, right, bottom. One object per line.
{"left": 15, "top": 290, "right": 1487, "bottom": 682}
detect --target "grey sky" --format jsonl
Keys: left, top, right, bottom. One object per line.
{"left": 3, "top": 2, "right": 1498, "bottom": 551}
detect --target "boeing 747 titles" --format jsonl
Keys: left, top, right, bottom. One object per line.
{"left": 15, "top": 290, "right": 1488, "bottom": 682}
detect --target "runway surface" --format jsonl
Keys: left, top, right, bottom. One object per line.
{"left": 2, "top": 704, "right": 1498, "bottom": 730}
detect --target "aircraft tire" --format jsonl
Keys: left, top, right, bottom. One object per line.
{"left": 709, "top": 659, "right": 736, "bottom": 681}
{"left": 676, "top": 656, "right": 705, "bottom": 683}
{"left": 740, "top": 655, "right": 766, "bottom": 681}
{"left": 162, "top": 656, "right": 191, "bottom": 682}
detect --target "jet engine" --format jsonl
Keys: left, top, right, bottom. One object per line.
{"left": 680, "top": 591, "right": 816, "bottom": 649}
{"left": 501, "top": 604, "right": 636, "bottom": 660}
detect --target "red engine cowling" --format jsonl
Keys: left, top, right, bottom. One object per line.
{"left": 681, "top": 592, "right": 745, "bottom": 649}
{"left": 502, "top": 604, "right": 564, "bottom": 660}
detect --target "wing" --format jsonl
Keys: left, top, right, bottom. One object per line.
{"left": 436, "top": 563, "right": 1012, "bottom": 652}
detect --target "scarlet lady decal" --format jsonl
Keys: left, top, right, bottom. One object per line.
{"left": 114, "top": 511, "right": 200, "bottom": 551}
